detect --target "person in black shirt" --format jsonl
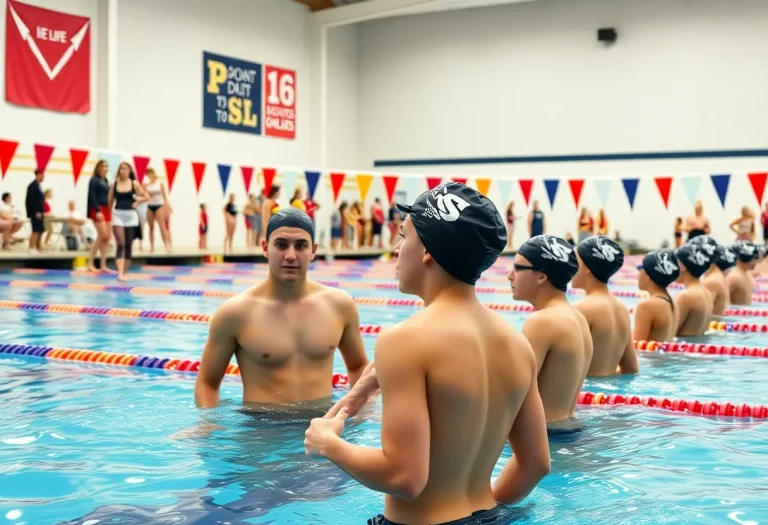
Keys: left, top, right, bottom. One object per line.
{"left": 86, "top": 160, "right": 115, "bottom": 273}
{"left": 25, "top": 169, "right": 45, "bottom": 252}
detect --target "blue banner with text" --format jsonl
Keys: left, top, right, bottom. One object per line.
{"left": 203, "top": 51, "right": 262, "bottom": 135}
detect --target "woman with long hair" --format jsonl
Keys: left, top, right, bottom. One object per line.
{"left": 260, "top": 185, "right": 282, "bottom": 239}
{"left": 335, "top": 201, "right": 348, "bottom": 251}
{"left": 242, "top": 194, "right": 260, "bottom": 249}
{"left": 597, "top": 209, "right": 608, "bottom": 236}
{"left": 223, "top": 193, "right": 237, "bottom": 253}
{"left": 730, "top": 206, "right": 755, "bottom": 242}
{"left": 86, "top": 159, "right": 114, "bottom": 273}
{"left": 143, "top": 168, "right": 172, "bottom": 253}
{"left": 577, "top": 207, "right": 593, "bottom": 244}
{"left": 108, "top": 162, "right": 149, "bottom": 281}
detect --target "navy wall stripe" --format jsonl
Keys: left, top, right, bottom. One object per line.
{"left": 373, "top": 148, "right": 768, "bottom": 168}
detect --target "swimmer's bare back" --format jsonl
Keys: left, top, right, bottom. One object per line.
{"left": 378, "top": 300, "right": 549, "bottom": 524}
{"left": 633, "top": 295, "right": 678, "bottom": 343}
{"left": 574, "top": 293, "right": 637, "bottom": 376}
{"left": 727, "top": 268, "right": 753, "bottom": 305}
{"left": 702, "top": 272, "right": 729, "bottom": 315}
{"left": 195, "top": 281, "right": 368, "bottom": 408}
{"left": 522, "top": 302, "right": 593, "bottom": 422}
{"left": 675, "top": 286, "right": 714, "bottom": 337}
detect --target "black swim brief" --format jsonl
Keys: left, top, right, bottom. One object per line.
{"left": 368, "top": 502, "right": 517, "bottom": 525}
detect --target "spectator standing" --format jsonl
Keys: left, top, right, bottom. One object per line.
{"left": 25, "top": 169, "right": 45, "bottom": 253}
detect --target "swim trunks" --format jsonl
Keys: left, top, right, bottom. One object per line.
{"left": 368, "top": 502, "right": 518, "bottom": 525}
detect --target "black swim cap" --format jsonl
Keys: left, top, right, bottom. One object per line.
{"left": 675, "top": 243, "right": 712, "bottom": 278}
{"left": 266, "top": 208, "right": 314, "bottom": 242}
{"left": 576, "top": 236, "right": 624, "bottom": 283}
{"left": 712, "top": 245, "right": 737, "bottom": 271}
{"left": 732, "top": 241, "right": 758, "bottom": 263}
{"left": 688, "top": 235, "right": 718, "bottom": 258}
{"left": 641, "top": 250, "right": 680, "bottom": 288}
{"left": 396, "top": 182, "right": 506, "bottom": 285}
{"left": 518, "top": 235, "right": 579, "bottom": 292}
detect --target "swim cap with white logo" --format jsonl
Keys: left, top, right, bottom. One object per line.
{"left": 396, "top": 182, "right": 506, "bottom": 285}
{"left": 641, "top": 250, "right": 680, "bottom": 288}
{"left": 689, "top": 235, "right": 718, "bottom": 257}
{"left": 732, "top": 241, "right": 758, "bottom": 263}
{"left": 518, "top": 235, "right": 579, "bottom": 291}
{"left": 576, "top": 235, "right": 624, "bottom": 283}
{"left": 712, "top": 245, "right": 737, "bottom": 271}
{"left": 675, "top": 243, "right": 712, "bottom": 278}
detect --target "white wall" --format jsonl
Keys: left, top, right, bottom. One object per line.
{"left": 355, "top": 0, "right": 768, "bottom": 248}
{"left": 325, "top": 24, "right": 359, "bottom": 171}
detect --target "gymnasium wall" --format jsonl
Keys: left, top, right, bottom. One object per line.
{"left": 326, "top": 24, "right": 359, "bottom": 171}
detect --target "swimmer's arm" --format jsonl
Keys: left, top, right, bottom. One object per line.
{"left": 632, "top": 301, "right": 653, "bottom": 342}
{"left": 133, "top": 181, "right": 150, "bottom": 204}
{"left": 336, "top": 294, "right": 369, "bottom": 387}
{"left": 195, "top": 303, "right": 239, "bottom": 408}
{"left": 492, "top": 350, "right": 550, "bottom": 505}
{"left": 321, "top": 330, "right": 430, "bottom": 500}
{"left": 527, "top": 212, "right": 532, "bottom": 236}
{"left": 522, "top": 315, "right": 550, "bottom": 373}
{"left": 107, "top": 183, "right": 114, "bottom": 213}
{"left": 617, "top": 335, "right": 639, "bottom": 374}
{"left": 729, "top": 218, "right": 741, "bottom": 234}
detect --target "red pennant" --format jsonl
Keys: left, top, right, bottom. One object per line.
{"left": 34, "top": 143, "right": 54, "bottom": 173}
{"left": 164, "top": 159, "right": 180, "bottom": 192}
{"left": 452, "top": 177, "right": 468, "bottom": 185}
{"left": 747, "top": 172, "right": 768, "bottom": 205}
{"left": 568, "top": 179, "right": 585, "bottom": 208}
{"left": 133, "top": 155, "right": 151, "bottom": 183}
{"left": 426, "top": 177, "right": 442, "bottom": 190}
{"left": 0, "top": 139, "right": 19, "bottom": 179}
{"left": 191, "top": 162, "right": 207, "bottom": 194}
{"left": 69, "top": 148, "right": 89, "bottom": 185}
{"left": 262, "top": 167, "right": 276, "bottom": 196}
{"left": 519, "top": 179, "right": 534, "bottom": 206}
{"left": 654, "top": 176, "right": 673, "bottom": 209}
{"left": 330, "top": 172, "right": 345, "bottom": 203}
{"left": 383, "top": 175, "right": 399, "bottom": 204}
{"left": 241, "top": 166, "right": 254, "bottom": 193}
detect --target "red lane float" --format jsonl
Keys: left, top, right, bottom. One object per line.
{"left": 635, "top": 340, "right": 768, "bottom": 358}
{"left": 578, "top": 391, "right": 768, "bottom": 419}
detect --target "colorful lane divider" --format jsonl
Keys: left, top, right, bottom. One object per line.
{"left": 709, "top": 320, "right": 768, "bottom": 333}
{"left": 3, "top": 299, "right": 767, "bottom": 360}
{"left": 0, "top": 343, "right": 763, "bottom": 420}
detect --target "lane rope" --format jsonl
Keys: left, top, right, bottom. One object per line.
{"left": 578, "top": 391, "right": 767, "bottom": 419}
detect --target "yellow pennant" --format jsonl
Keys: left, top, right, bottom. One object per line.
{"left": 357, "top": 173, "right": 374, "bottom": 202}
{"left": 475, "top": 178, "right": 492, "bottom": 196}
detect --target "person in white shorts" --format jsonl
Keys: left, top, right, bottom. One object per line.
{"left": 109, "top": 162, "right": 149, "bottom": 280}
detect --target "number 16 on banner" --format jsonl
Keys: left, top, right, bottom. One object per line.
{"left": 264, "top": 66, "right": 296, "bottom": 140}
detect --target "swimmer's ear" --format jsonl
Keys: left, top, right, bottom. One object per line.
{"left": 310, "top": 243, "right": 318, "bottom": 260}
{"left": 261, "top": 238, "right": 269, "bottom": 255}
{"left": 422, "top": 250, "right": 433, "bottom": 265}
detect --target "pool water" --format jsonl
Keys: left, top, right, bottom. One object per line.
{"left": 0, "top": 258, "right": 766, "bottom": 525}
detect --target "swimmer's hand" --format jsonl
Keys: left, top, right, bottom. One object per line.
{"left": 324, "top": 365, "right": 379, "bottom": 419}
{"left": 170, "top": 422, "right": 224, "bottom": 440}
{"left": 305, "top": 407, "right": 349, "bottom": 457}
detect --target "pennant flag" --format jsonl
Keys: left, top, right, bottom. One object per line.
{"left": 0, "top": 139, "right": 19, "bottom": 179}
{"left": 519, "top": 179, "right": 534, "bottom": 206}
{"left": 357, "top": 174, "right": 374, "bottom": 202}
{"left": 164, "top": 159, "right": 180, "bottom": 192}
{"left": 681, "top": 176, "right": 702, "bottom": 207}
{"left": 543, "top": 179, "right": 560, "bottom": 208}
{"left": 496, "top": 179, "right": 513, "bottom": 204}
{"left": 747, "top": 172, "right": 768, "bottom": 205}
{"left": 191, "top": 161, "right": 207, "bottom": 194}
{"left": 382, "top": 175, "right": 399, "bottom": 204}
{"left": 217, "top": 164, "right": 232, "bottom": 194}
{"left": 476, "top": 178, "right": 492, "bottom": 196}
{"left": 594, "top": 179, "right": 612, "bottom": 207}
{"left": 452, "top": 177, "right": 468, "bottom": 185}
{"left": 568, "top": 179, "right": 585, "bottom": 208}
{"left": 282, "top": 170, "right": 300, "bottom": 197}
{"left": 305, "top": 170, "right": 321, "bottom": 200}
{"left": 240, "top": 166, "right": 254, "bottom": 194}
{"left": 262, "top": 167, "right": 277, "bottom": 196}
{"left": 426, "top": 177, "right": 442, "bottom": 190}
{"left": 69, "top": 148, "right": 89, "bottom": 185}
{"left": 99, "top": 152, "right": 123, "bottom": 179}
{"left": 710, "top": 174, "right": 731, "bottom": 207}
{"left": 654, "top": 176, "right": 673, "bottom": 209}
{"left": 622, "top": 178, "right": 640, "bottom": 210}
{"left": 132, "top": 155, "right": 150, "bottom": 183}
{"left": 330, "top": 172, "right": 345, "bottom": 203}
{"left": 34, "top": 143, "right": 54, "bottom": 173}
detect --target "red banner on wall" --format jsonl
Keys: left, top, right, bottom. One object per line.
{"left": 263, "top": 65, "right": 296, "bottom": 140}
{"left": 5, "top": 0, "right": 91, "bottom": 113}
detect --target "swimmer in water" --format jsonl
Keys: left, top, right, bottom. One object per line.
{"left": 694, "top": 236, "right": 736, "bottom": 315}
{"left": 195, "top": 208, "right": 369, "bottom": 411}
{"left": 572, "top": 236, "right": 638, "bottom": 377}
{"left": 305, "top": 183, "right": 550, "bottom": 525}
{"left": 673, "top": 242, "right": 714, "bottom": 337}
{"left": 633, "top": 250, "right": 681, "bottom": 343}
{"left": 727, "top": 241, "right": 758, "bottom": 305}
{"left": 509, "top": 234, "right": 593, "bottom": 424}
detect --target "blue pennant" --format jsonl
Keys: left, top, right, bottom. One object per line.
{"left": 622, "top": 178, "right": 640, "bottom": 210}
{"left": 217, "top": 164, "right": 232, "bottom": 195}
{"left": 304, "top": 171, "right": 321, "bottom": 200}
{"left": 544, "top": 179, "right": 560, "bottom": 208}
{"left": 710, "top": 173, "right": 731, "bottom": 208}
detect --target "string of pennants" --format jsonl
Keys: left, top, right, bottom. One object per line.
{"left": 1, "top": 139, "right": 766, "bottom": 208}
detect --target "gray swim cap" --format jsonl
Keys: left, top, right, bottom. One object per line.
{"left": 266, "top": 208, "right": 314, "bottom": 242}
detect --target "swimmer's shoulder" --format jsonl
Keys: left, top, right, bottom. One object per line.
{"left": 308, "top": 282, "right": 359, "bottom": 314}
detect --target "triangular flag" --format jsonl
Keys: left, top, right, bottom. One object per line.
{"left": 0, "top": 139, "right": 19, "bottom": 179}
{"left": 747, "top": 172, "right": 768, "bottom": 205}
{"left": 34, "top": 143, "right": 54, "bottom": 173}
{"left": 305, "top": 170, "right": 320, "bottom": 200}
{"left": 681, "top": 176, "right": 702, "bottom": 207}
{"left": 241, "top": 166, "right": 254, "bottom": 194}
{"left": 426, "top": 177, "right": 442, "bottom": 190}
{"left": 330, "top": 172, "right": 345, "bottom": 203}
{"left": 217, "top": 164, "right": 232, "bottom": 194}
{"left": 543, "top": 179, "right": 560, "bottom": 208}
{"left": 191, "top": 162, "right": 207, "bottom": 194}
{"left": 69, "top": 148, "right": 89, "bottom": 185}
{"left": 654, "top": 176, "right": 673, "bottom": 209}
{"left": 382, "top": 175, "right": 399, "bottom": 204}
{"left": 452, "top": 177, "right": 468, "bottom": 185}
{"left": 282, "top": 170, "right": 300, "bottom": 197}
{"left": 519, "top": 179, "right": 534, "bottom": 206}
{"left": 568, "top": 179, "right": 585, "bottom": 208}
{"left": 262, "top": 167, "right": 277, "bottom": 195}
{"left": 622, "top": 178, "right": 640, "bottom": 210}
{"left": 357, "top": 174, "right": 374, "bottom": 202}
{"left": 164, "top": 159, "right": 180, "bottom": 192}
{"left": 99, "top": 152, "right": 123, "bottom": 178}
{"left": 132, "top": 155, "right": 151, "bottom": 184}
{"left": 495, "top": 179, "right": 513, "bottom": 204}
{"left": 594, "top": 179, "right": 612, "bottom": 207}
{"left": 710, "top": 174, "right": 731, "bottom": 207}
{"left": 476, "top": 178, "right": 492, "bottom": 196}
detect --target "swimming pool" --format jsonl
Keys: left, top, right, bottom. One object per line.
{"left": 1, "top": 258, "right": 766, "bottom": 524}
